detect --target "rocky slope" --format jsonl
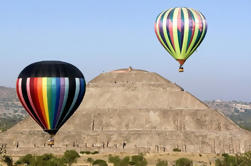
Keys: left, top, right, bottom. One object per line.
{"left": 205, "top": 100, "right": 251, "bottom": 131}
{"left": 0, "top": 86, "right": 26, "bottom": 131}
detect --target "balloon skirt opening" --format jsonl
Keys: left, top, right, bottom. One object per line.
{"left": 177, "top": 59, "right": 186, "bottom": 66}
{"left": 44, "top": 129, "right": 58, "bottom": 136}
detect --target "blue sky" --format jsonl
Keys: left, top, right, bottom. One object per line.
{"left": 0, "top": 0, "right": 250, "bottom": 101}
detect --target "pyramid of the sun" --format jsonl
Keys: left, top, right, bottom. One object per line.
{"left": 1, "top": 68, "right": 251, "bottom": 155}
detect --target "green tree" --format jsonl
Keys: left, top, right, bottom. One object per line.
{"left": 240, "top": 151, "right": 251, "bottom": 165}
{"left": 92, "top": 151, "right": 99, "bottom": 154}
{"left": 131, "top": 154, "right": 147, "bottom": 166}
{"left": 173, "top": 148, "right": 181, "bottom": 152}
{"left": 87, "top": 157, "right": 94, "bottom": 165}
{"left": 108, "top": 155, "right": 121, "bottom": 166}
{"left": 80, "top": 151, "right": 91, "bottom": 154}
{"left": 62, "top": 150, "right": 80, "bottom": 166}
{"left": 175, "top": 158, "right": 192, "bottom": 166}
{"left": 108, "top": 154, "right": 147, "bottom": 166}
{"left": 156, "top": 159, "right": 168, "bottom": 166}
{"left": 93, "top": 159, "right": 108, "bottom": 166}
{"left": 0, "top": 145, "right": 6, "bottom": 159}
{"left": 120, "top": 156, "right": 130, "bottom": 166}
{"left": 15, "top": 154, "right": 33, "bottom": 165}
{"left": 215, "top": 152, "right": 251, "bottom": 166}
{"left": 108, "top": 155, "right": 130, "bottom": 166}
{"left": 3, "top": 155, "right": 13, "bottom": 166}
{"left": 15, "top": 153, "right": 65, "bottom": 166}
{"left": 215, "top": 159, "right": 223, "bottom": 166}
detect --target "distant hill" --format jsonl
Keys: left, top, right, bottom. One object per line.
{"left": 0, "top": 86, "right": 26, "bottom": 131}
{"left": 205, "top": 100, "right": 251, "bottom": 131}
{"left": 0, "top": 86, "right": 17, "bottom": 101}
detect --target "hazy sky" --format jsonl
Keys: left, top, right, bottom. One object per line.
{"left": 0, "top": 0, "right": 251, "bottom": 101}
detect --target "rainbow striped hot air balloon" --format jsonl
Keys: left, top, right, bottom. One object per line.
{"left": 16, "top": 61, "right": 86, "bottom": 142}
{"left": 154, "top": 8, "right": 207, "bottom": 72}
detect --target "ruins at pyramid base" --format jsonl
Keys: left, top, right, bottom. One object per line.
{"left": 1, "top": 68, "right": 251, "bottom": 155}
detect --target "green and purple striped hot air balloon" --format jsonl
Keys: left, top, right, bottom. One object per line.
{"left": 154, "top": 8, "right": 207, "bottom": 72}
{"left": 16, "top": 61, "right": 86, "bottom": 145}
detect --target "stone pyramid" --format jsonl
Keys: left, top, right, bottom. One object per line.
{"left": 1, "top": 68, "right": 251, "bottom": 155}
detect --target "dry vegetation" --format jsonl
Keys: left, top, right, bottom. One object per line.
{"left": 1, "top": 150, "right": 251, "bottom": 166}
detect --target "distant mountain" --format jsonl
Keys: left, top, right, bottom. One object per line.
{"left": 0, "top": 86, "right": 27, "bottom": 131}
{"left": 205, "top": 100, "right": 251, "bottom": 131}
{"left": 0, "top": 86, "right": 17, "bottom": 100}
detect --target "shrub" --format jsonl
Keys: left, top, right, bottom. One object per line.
{"left": 222, "top": 153, "right": 229, "bottom": 158}
{"left": 15, "top": 160, "right": 22, "bottom": 165}
{"left": 80, "top": 151, "right": 91, "bottom": 154}
{"left": 40, "top": 153, "right": 54, "bottom": 161}
{"left": 93, "top": 159, "right": 108, "bottom": 166}
{"left": 215, "top": 159, "right": 222, "bottom": 166}
{"left": 120, "top": 156, "right": 130, "bottom": 166}
{"left": 3, "top": 155, "right": 13, "bottom": 166}
{"left": 108, "top": 155, "right": 121, "bottom": 166}
{"left": 131, "top": 154, "right": 147, "bottom": 166}
{"left": 108, "top": 154, "right": 147, "bottom": 166}
{"left": 87, "top": 157, "right": 94, "bottom": 165}
{"left": 62, "top": 150, "right": 80, "bottom": 166}
{"left": 156, "top": 159, "right": 168, "bottom": 166}
{"left": 129, "top": 161, "right": 136, "bottom": 165}
{"left": 15, "top": 154, "right": 33, "bottom": 165}
{"left": 108, "top": 155, "right": 130, "bottom": 166}
{"left": 215, "top": 152, "right": 251, "bottom": 166}
{"left": 242, "top": 151, "right": 251, "bottom": 164}
{"left": 15, "top": 153, "right": 65, "bottom": 166}
{"left": 173, "top": 148, "right": 181, "bottom": 152}
{"left": 92, "top": 151, "right": 99, "bottom": 154}
{"left": 35, "top": 156, "right": 65, "bottom": 166}
{"left": 47, "top": 158, "right": 65, "bottom": 166}
{"left": 80, "top": 150, "right": 99, "bottom": 155}
{"left": 175, "top": 158, "right": 192, "bottom": 166}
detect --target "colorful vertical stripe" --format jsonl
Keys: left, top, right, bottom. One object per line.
{"left": 154, "top": 8, "right": 207, "bottom": 65}
{"left": 16, "top": 77, "right": 85, "bottom": 134}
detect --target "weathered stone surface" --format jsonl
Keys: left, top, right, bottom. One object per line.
{"left": 1, "top": 68, "right": 251, "bottom": 155}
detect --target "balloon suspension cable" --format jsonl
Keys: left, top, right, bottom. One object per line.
{"left": 179, "top": 65, "right": 184, "bottom": 72}
{"left": 47, "top": 134, "right": 55, "bottom": 147}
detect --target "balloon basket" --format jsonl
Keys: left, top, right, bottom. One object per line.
{"left": 179, "top": 67, "right": 184, "bottom": 72}
{"left": 47, "top": 136, "right": 55, "bottom": 147}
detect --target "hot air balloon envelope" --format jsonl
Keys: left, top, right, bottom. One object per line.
{"left": 16, "top": 61, "right": 86, "bottom": 135}
{"left": 154, "top": 7, "right": 207, "bottom": 71}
